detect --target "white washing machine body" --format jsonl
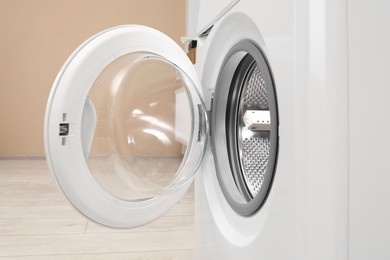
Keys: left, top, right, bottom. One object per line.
{"left": 193, "top": 0, "right": 390, "bottom": 259}
{"left": 193, "top": 0, "right": 349, "bottom": 259}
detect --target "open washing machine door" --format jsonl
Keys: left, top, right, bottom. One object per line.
{"left": 44, "top": 25, "right": 207, "bottom": 228}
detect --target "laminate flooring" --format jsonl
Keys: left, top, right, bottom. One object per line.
{"left": 0, "top": 159, "right": 195, "bottom": 259}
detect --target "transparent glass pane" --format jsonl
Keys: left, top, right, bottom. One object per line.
{"left": 84, "top": 52, "right": 205, "bottom": 201}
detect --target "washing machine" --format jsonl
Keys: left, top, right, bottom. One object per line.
{"left": 191, "top": 0, "right": 349, "bottom": 259}
{"left": 44, "top": 0, "right": 390, "bottom": 259}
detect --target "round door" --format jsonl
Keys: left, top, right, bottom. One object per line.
{"left": 44, "top": 25, "right": 207, "bottom": 228}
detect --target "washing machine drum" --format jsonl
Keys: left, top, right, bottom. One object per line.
{"left": 44, "top": 25, "right": 278, "bottom": 228}
{"left": 212, "top": 49, "right": 278, "bottom": 216}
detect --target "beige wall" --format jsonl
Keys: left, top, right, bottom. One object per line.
{"left": 0, "top": 0, "right": 186, "bottom": 156}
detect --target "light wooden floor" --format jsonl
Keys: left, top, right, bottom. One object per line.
{"left": 0, "top": 159, "right": 195, "bottom": 259}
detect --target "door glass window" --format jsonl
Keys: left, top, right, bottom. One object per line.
{"left": 83, "top": 52, "right": 205, "bottom": 201}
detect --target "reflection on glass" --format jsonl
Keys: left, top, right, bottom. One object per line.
{"left": 85, "top": 52, "right": 193, "bottom": 201}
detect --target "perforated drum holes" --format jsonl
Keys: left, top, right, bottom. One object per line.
{"left": 236, "top": 61, "right": 272, "bottom": 198}
{"left": 243, "top": 65, "right": 268, "bottom": 110}
{"left": 241, "top": 137, "right": 270, "bottom": 197}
